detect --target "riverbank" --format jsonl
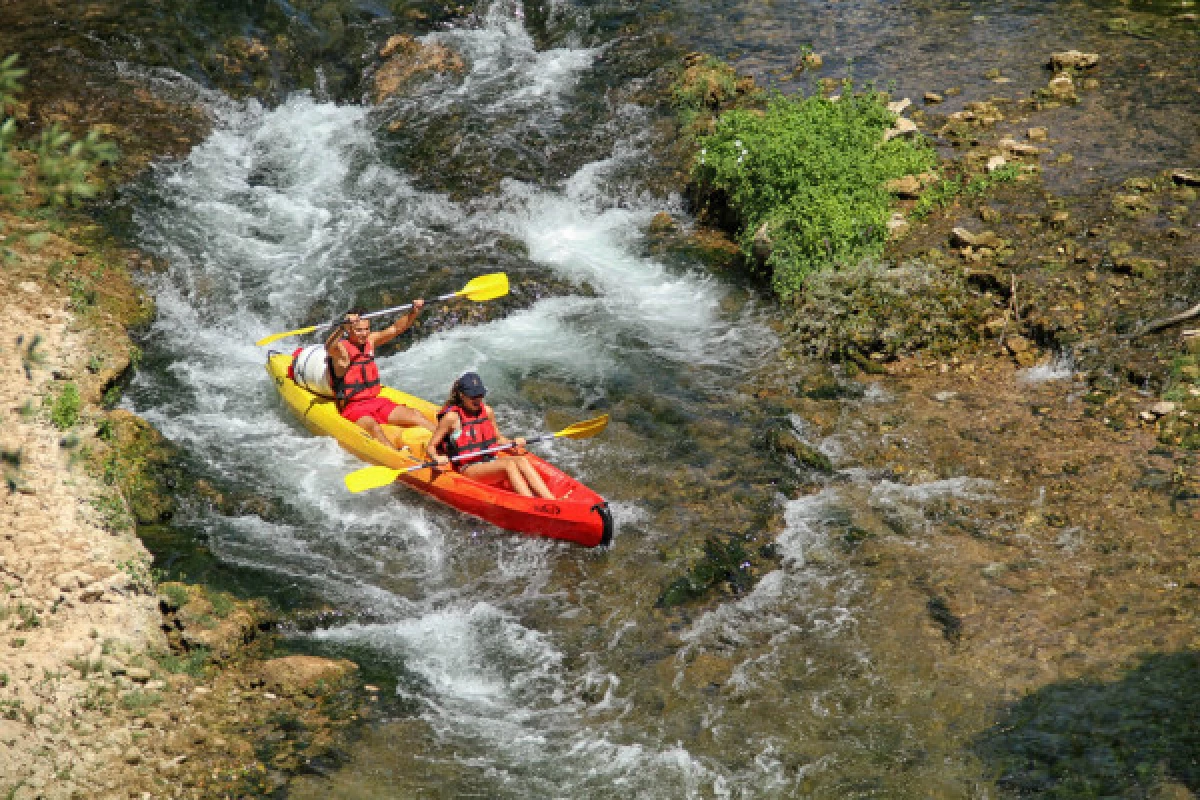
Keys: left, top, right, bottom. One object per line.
{"left": 665, "top": 32, "right": 1198, "bottom": 792}
{"left": 0, "top": 23, "right": 379, "bottom": 797}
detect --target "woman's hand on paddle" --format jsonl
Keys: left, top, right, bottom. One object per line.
{"left": 512, "top": 437, "right": 527, "bottom": 454}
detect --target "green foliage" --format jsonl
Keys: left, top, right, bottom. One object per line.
{"left": 691, "top": 84, "right": 937, "bottom": 297}
{"left": 156, "top": 646, "right": 210, "bottom": 677}
{"left": 671, "top": 55, "right": 739, "bottom": 112}
{"left": 33, "top": 124, "right": 118, "bottom": 206}
{"left": 208, "top": 590, "right": 236, "bottom": 619}
{"left": 0, "top": 54, "right": 117, "bottom": 216}
{"left": 911, "top": 164, "right": 1022, "bottom": 220}
{"left": 161, "top": 582, "right": 190, "bottom": 609}
{"left": 788, "top": 259, "right": 996, "bottom": 363}
{"left": 119, "top": 689, "right": 163, "bottom": 713}
{"left": 50, "top": 382, "right": 81, "bottom": 429}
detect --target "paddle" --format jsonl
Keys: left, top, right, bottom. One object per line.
{"left": 255, "top": 272, "right": 510, "bottom": 347}
{"left": 344, "top": 413, "right": 610, "bottom": 494}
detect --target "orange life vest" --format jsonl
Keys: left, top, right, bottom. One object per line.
{"left": 437, "top": 402, "right": 500, "bottom": 466}
{"left": 330, "top": 339, "right": 381, "bottom": 404}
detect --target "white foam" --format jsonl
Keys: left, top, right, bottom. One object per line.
{"left": 1018, "top": 352, "right": 1076, "bottom": 384}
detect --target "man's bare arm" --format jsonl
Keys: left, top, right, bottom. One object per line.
{"left": 325, "top": 324, "right": 350, "bottom": 377}
{"left": 370, "top": 299, "right": 424, "bottom": 348}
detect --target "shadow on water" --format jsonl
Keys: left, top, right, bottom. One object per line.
{"left": 975, "top": 650, "right": 1200, "bottom": 798}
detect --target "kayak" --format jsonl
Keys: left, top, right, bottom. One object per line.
{"left": 265, "top": 351, "right": 613, "bottom": 547}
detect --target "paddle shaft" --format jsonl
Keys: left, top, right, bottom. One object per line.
{"left": 405, "top": 434, "right": 554, "bottom": 474}
{"left": 315, "top": 289, "right": 461, "bottom": 337}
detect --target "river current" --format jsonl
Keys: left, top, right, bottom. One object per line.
{"left": 118, "top": 0, "right": 1198, "bottom": 796}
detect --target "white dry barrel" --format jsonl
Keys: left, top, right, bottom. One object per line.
{"left": 292, "top": 344, "right": 334, "bottom": 398}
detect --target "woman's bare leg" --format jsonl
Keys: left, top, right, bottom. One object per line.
{"left": 462, "top": 459, "right": 534, "bottom": 496}
{"left": 512, "top": 457, "right": 554, "bottom": 499}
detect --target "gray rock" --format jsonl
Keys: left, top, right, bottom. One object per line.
{"left": 885, "top": 175, "right": 922, "bottom": 198}
{"left": 1148, "top": 402, "right": 1177, "bottom": 417}
{"left": 883, "top": 117, "right": 919, "bottom": 141}
{"left": 950, "top": 227, "right": 978, "bottom": 247}
{"left": 1171, "top": 170, "right": 1200, "bottom": 187}
{"left": 1049, "top": 50, "right": 1100, "bottom": 70}
{"left": 126, "top": 667, "right": 153, "bottom": 683}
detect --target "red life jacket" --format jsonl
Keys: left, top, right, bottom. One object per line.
{"left": 436, "top": 402, "right": 499, "bottom": 466}
{"left": 330, "top": 339, "right": 381, "bottom": 404}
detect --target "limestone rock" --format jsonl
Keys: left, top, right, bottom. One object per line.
{"left": 1027, "top": 127, "right": 1048, "bottom": 141}
{"left": 1113, "top": 194, "right": 1156, "bottom": 215}
{"left": 126, "top": 667, "right": 153, "bottom": 683}
{"left": 883, "top": 117, "right": 919, "bottom": 141}
{"left": 752, "top": 221, "right": 773, "bottom": 265}
{"left": 887, "top": 97, "right": 912, "bottom": 115}
{"left": 1148, "top": 402, "right": 1177, "bottom": 417}
{"left": 1044, "top": 72, "right": 1077, "bottom": 102}
{"left": 885, "top": 174, "right": 923, "bottom": 198}
{"left": 1050, "top": 50, "right": 1100, "bottom": 71}
{"left": 986, "top": 155, "right": 1007, "bottom": 173}
{"left": 950, "top": 227, "right": 978, "bottom": 248}
{"left": 887, "top": 212, "right": 909, "bottom": 239}
{"left": 648, "top": 212, "right": 676, "bottom": 234}
{"left": 55, "top": 570, "right": 95, "bottom": 591}
{"left": 254, "top": 655, "right": 358, "bottom": 697}
{"left": 923, "top": 92, "right": 943, "bottom": 104}
{"left": 973, "top": 231, "right": 1007, "bottom": 250}
{"left": 373, "top": 35, "right": 466, "bottom": 103}
{"left": 1171, "top": 170, "right": 1200, "bottom": 187}
{"left": 999, "top": 138, "right": 1042, "bottom": 157}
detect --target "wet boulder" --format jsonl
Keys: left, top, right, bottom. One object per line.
{"left": 373, "top": 35, "right": 466, "bottom": 103}
{"left": 254, "top": 655, "right": 358, "bottom": 697}
{"left": 885, "top": 174, "right": 923, "bottom": 198}
{"left": 1049, "top": 50, "right": 1100, "bottom": 71}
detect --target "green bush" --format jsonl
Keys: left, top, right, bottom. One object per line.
{"left": 50, "top": 382, "right": 81, "bottom": 429}
{"left": 690, "top": 85, "right": 937, "bottom": 298}
{"left": 0, "top": 53, "right": 117, "bottom": 256}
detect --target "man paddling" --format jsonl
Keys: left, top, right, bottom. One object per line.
{"left": 325, "top": 303, "right": 436, "bottom": 448}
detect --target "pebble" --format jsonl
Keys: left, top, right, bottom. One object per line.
{"left": 1148, "top": 402, "right": 1177, "bottom": 417}
{"left": 923, "top": 91, "right": 943, "bottom": 104}
{"left": 934, "top": 391, "right": 958, "bottom": 403}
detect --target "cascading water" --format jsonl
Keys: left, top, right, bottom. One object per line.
{"left": 125, "top": 3, "right": 783, "bottom": 795}
{"left": 125, "top": 1, "right": 1006, "bottom": 796}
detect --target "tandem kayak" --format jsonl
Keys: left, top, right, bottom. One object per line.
{"left": 265, "top": 352, "right": 613, "bottom": 547}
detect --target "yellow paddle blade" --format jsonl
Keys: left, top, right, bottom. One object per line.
{"left": 553, "top": 414, "right": 609, "bottom": 440}
{"left": 344, "top": 465, "right": 403, "bottom": 493}
{"left": 457, "top": 272, "right": 509, "bottom": 302}
{"left": 255, "top": 324, "right": 318, "bottom": 347}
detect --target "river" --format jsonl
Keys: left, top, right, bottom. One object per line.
{"left": 110, "top": 0, "right": 1199, "bottom": 796}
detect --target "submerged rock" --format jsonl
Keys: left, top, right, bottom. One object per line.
{"left": 373, "top": 35, "right": 466, "bottom": 103}
{"left": 1171, "top": 170, "right": 1200, "bottom": 187}
{"left": 1049, "top": 50, "right": 1100, "bottom": 71}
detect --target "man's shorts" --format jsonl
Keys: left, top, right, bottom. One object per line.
{"left": 340, "top": 396, "right": 400, "bottom": 425}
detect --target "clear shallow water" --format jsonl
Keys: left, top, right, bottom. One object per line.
{"left": 117, "top": 0, "right": 1199, "bottom": 796}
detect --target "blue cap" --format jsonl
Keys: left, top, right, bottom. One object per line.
{"left": 458, "top": 371, "right": 487, "bottom": 398}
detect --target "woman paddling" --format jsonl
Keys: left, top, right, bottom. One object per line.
{"left": 426, "top": 372, "right": 556, "bottom": 499}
